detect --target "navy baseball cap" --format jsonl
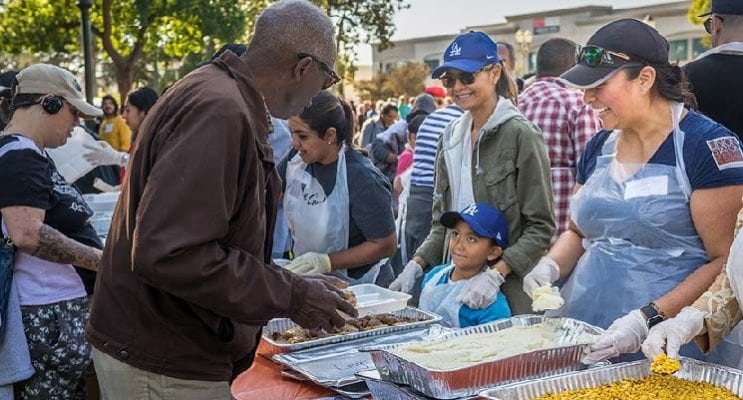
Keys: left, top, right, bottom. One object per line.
{"left": 432, "top": 31, "right": 500, "bottom": 79}
{"left": 560, "top": 19, "right": 668, "bottom": 89}
{"left": 699, "top": 0, "right": 743, "bottom": 17}
{"left": 440, "top": 203, "right": 508, "bottom": 248}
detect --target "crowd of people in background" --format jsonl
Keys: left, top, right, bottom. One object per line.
{"left": 0, "top": 0, "right": 743, "bottom": 399}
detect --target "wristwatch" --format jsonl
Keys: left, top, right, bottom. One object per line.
{"left": 640, "top": 303, "right": 665, "bottom": 329}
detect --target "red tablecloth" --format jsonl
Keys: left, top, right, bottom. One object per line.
{"left": 230, "top": 342, "right": 335, "bottom": 400}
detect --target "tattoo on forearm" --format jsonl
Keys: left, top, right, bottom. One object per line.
{"left": 32, "top": 224, "right": 101, "bottom": 271}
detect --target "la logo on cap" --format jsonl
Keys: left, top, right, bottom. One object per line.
{"left": 449, "top": 42, "right": 462, "bottom": 57}
{"left": 462, "top": 204, "right": 478, "bottom": 216}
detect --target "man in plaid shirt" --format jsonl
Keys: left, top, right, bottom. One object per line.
{"left": 518, "top": 38, "right": 601, "bottom": 241}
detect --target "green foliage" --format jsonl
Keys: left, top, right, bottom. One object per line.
{"left": 688, "top": 0, "right": 712, "bottom": 25}
{"left": 355, "top": 62, "right": 427, "bottom": 101}
{"left": 0, "top": 0, "right": 247, "bottom": 100}
{"left": 0, "top": 0, "right": 406, "bottom": 99}
{"left": 383, "top": 62, "right": 428, "bottom": 98}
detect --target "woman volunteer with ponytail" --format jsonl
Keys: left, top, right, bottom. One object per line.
{"left": 280, "top": 91, "right": 397, "bottom": 286}
{"left": 522, "top": 19, "right": 743, "bottom": 362}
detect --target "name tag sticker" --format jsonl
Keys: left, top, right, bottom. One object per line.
{"left": 104, "top": 123, "right": 113, "bottom": 133}
{"left": 707, "top": 137, "right": 743, "bottom": 170}
{"left": 624, "top": 175, "right": 668, "bottom": 200}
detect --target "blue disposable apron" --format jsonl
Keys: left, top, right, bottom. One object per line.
{"left": 551, "top": 104, "right": 709, "bottom": 359}
{"left": 419, "top": 265, "right": 468, "bottom": 328}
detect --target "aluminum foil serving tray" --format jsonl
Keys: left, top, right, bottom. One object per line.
{"left": 361, "top": 315, "right": 603, "bottom": 399}
{"left": 262, "top": 307, "right": 442, "bottom": 355}
{"left": 480, "top": 357, "right": 743, "bottom": 399}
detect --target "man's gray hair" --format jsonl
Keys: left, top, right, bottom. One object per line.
{"left": 249, "top": 0, "right": 336, "bottom": 66}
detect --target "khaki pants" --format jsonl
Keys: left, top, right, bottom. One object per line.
{"left": 92, "top": 348, "right": 233, "bottom": 400}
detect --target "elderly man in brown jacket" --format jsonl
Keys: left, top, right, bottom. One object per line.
{"left": 86, "top": 1, "right": 353, "bottom": 399}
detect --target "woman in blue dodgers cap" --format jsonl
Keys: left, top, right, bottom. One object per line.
{"left": 390, "top": 31, "right": 554, "bottom": 316}
{"left": 522, "top": 18, "right": 743, "bottom": 364}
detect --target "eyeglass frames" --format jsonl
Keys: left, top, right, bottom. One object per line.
{"left": 703, "top": 15, "right": 724, "bottom": 35}
{"left": 439, "top": 64, "right": 496, "bottom": 89}
{"left": 576, "top": 45, "right": 645, "bottom": 68}
{"left": 298, "top": 53, "right": 341, "bottom": 90}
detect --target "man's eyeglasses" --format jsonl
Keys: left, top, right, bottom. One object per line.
{"left": 439, "top": 64, "right": 496, "bottom": 89}
{"left": 577, "top": 45, "right": 644, "bottom": 68}
{"left": 703, "top": 15, "right": 724, "bottom": 35}
{"left": 298, "top": 53, "right": 341, "bottom": 90}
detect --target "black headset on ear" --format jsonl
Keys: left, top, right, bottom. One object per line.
{"left": 41, "top": 95, "right": 64, "bottom": 115}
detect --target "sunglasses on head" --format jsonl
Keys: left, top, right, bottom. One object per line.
{"left": 576, "top": 45, "right": 644, "bottom": 68}
{"left": 703, "top": 15, "right": 724, "bottom": 35}
{"left": 298, "top": 53, "right": 341, "bottom": 90}
{"left": 439, "top": 64, "right": 496, "bottom": 89}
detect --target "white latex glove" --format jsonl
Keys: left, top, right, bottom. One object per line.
{"left": 642, "top": 306, "right": 706, "bottom": 360}
{"left": 389, "top": 260, "right": 423, "bottom": 293}
{"left": 457, "top": 268, "right": 506, "bottom": 309}
{"left": 83, "top": 141, "right": 127, "bottom": 167}
{"left": 583, "top": 309, "right": 648, "bottom": 364}
{"left": 286, "top": 252, "right": 332, "bottom": 275}
{"left": 523, "top": 256, "right": 560, "bottom": 298}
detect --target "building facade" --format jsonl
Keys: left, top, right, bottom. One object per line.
{"left": 372, "top": 1, "right": 704, "bottom": 85}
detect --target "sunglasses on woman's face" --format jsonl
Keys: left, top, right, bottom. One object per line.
{"left": 576, "top": 45, "right": 644, "bottom": 68}
{"left": 439, "top": 64, "right": 495, "bottom": 89}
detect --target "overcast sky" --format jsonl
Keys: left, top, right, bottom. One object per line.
{"left": 355, "top": 0, "right": 687, "bottom": 64}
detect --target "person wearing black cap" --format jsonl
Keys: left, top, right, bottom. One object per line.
{"left": 523, "top": 18, "right": 743, "bottom": 364}
{"left": 390, "top": 31, "right": 554, "bottom": 316}
{"left": 684, "top": 0, "right": 743, "bottom": 140}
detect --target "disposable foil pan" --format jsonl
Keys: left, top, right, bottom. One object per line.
{"left": 272, "top": 324, "right": 450, "bottom": 388}
{"left": 361, "top": 315, "right": 603, "bottom": 399}
{"left": 479, "top": 357, "right": 743, "bottom": 399}
{"left": 356, "top": 370, "right": 476, "bottom": 400}
{"left": 261, "top": 307, "right": 442, "bottom": 355}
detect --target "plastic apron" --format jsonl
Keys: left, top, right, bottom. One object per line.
{"left": 419, "top": 265, "right": 467, "bottom": 328}
{"left": 283, "top": 146, "right": 381, "bottom": 285}
{"left": 552, "top": 104, "right": 710, "bottom": 356}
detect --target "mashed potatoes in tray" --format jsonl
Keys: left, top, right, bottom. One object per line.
{"left": 391, "top": 321, "right": 596, "bottom": 371}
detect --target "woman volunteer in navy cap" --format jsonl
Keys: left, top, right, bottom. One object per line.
{"left": 522, "top": 18, "right": 743, "bottom": 363}
{"left": 390, "top": 31, "right": 554, "bottom": 315}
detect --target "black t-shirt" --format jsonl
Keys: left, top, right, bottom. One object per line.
{"left": 684, "top": 53, "right": 743, "bottom": 140}
{"left": 0, "top": 135, "right": 102, "bottom": 293}
{"left": 278, "top": 148, "right": 396, "bottom": 278}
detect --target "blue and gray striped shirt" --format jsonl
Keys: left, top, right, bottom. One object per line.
{"left": 410, "top": 105, "right": 464, "bottom": 188}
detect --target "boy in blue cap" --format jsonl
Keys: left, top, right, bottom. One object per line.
{"left": 419, "top": 202, "right": 512, "bottom": 328}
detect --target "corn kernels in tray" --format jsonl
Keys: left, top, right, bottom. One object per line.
{"left": 534, "top": 375, "right": 740, "bottom": 399}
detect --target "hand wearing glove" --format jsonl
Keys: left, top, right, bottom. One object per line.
{"left": 83, "top": 141, "right": 128, "bottom": 167}
{"left": 286, "top": 252, "right": 332, "bottom": 275}
{"left": 457, "top": 268, "right": 505, "bottom": 309}
{"left": 523, "top": 256, "right": 560, "bottom": 298}
{"left": 583, "top": 310, "right": 648, "bottom": 364}
{"left": 642, "top": 306, "right": 706, "bottom": 360}
{"left": 389, "top": 259, "right": 423, "bottom": 293}
{"left": 289, "top": 276, "right": 358, "bottom": 332}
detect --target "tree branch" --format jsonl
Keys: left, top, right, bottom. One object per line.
{"left": 128, "top": 21, "right": 151, "bottom": 64}
{"left": 100, "top": 0, "right": 125, "bottom": 68}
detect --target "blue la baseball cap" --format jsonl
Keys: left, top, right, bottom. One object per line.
{"left": 440, "top": 202, "right": 509, "bottom": 248}
{"left": 431, "top": 31, "right": 500, "bottom": 79}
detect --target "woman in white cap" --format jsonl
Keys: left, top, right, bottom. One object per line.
{"left": 522, "top": 19, "right": 743, "bottom": 363}
{"left": 390, "top": 31, "right": 554, "bottom": 315}
{"left": 0, "top": 63, "right": 103, "bottom": 398}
